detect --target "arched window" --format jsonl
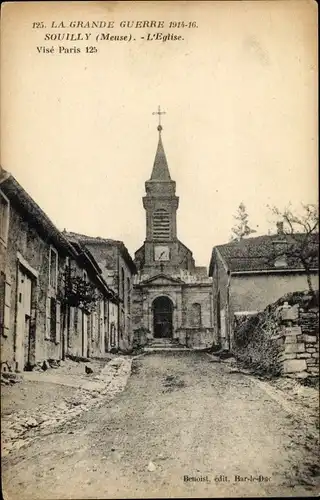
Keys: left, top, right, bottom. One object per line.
{"left": 190, "top": 303, "right": 201, "bottom": 327}
{"left": 152, "top": 209, "right": 170, "bottom": 240}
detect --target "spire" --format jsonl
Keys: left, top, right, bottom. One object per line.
{"left": 150, "top": 129, "right": 171, "bottom": 180}
{"left": 150, "top": 106, "right": 171, "bottom": 181}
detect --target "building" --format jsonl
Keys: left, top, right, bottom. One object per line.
{"left": 208, "top": 227, "right": 319, "bottom": 351}
{"left": 0, "top": 168, "right": 118, "bottom": 372}
{"left": 132, "top": 123, "right": 214, "bottom": 348}
{"left": 63, "top": 238, "right": 120, "bottom": 358}
{"left": 63, "top": 232, "right": 137, "bottom": 353}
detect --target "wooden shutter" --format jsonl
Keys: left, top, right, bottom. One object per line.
{"left": 68, "top": 307, "right": 74, "bottom": 348}
{"left": 91, "top": 311, "right": 97, "bottom": 341}
{"left": 45, "top": 296, "right": 51, "bottom": 339}
{"left": 3, "top": 275, "right": 11, "bottom": 336}
{"left": 55, "top": 300, "right": 61, "bottom": 343}
{"left": 100, "top": 301, "right": 104, "bottom": 345}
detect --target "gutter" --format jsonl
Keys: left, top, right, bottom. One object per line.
{"left": 230, "top": 268, "right": 319, "bottom": 276}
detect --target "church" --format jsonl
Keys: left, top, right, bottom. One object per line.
{"left": 132, "top": 113, "right": 214, "bottom": 349}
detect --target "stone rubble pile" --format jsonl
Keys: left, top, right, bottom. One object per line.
{"left": 1, "top": 357, "right": 133, "bottom": 457}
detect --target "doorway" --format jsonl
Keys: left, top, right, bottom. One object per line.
{"left": 16, "top": 267, "right": 34, "bottom": 371}
{"left": 153, "top": 296, "right": 173, "bottom": 338}
{"left": 82, "top": 311, "right": 88, "bottom": 358}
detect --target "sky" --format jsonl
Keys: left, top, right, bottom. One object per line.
{"left": 1, "top": 1, "right": 318, "bottom": 266}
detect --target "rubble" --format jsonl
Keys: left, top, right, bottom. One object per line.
{"left": 1, "top": 372, "right": 23, "bottom": 385}
{"left": 147, "top": 461, "right": 156, "bottom": 472}
{"left": 1, "top": 357, "right": 133, "bottom": 457}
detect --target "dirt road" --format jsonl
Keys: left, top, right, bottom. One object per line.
{"left": 2, "top": 352, "right": 319, "bottom": 499}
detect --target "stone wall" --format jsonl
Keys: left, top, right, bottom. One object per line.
{"left": 234, "top": 291, "right": 319, "bottom": 379}
{"left": 183, "top": 327, "right": 214, "bottom": 349}
{"left": 1, "top": 201, "right": 65, "bottom": 372}
{"left": 276, "top": 304, "right": 319, "bottom": 378}
{"left": 0, "top": 200, "right": 122, "bottom": 373}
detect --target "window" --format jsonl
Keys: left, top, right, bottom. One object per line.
{"left": 74, "top": 307, "right": 78, "bottom": 331}
{"left": 191, "top": 303, "right": 202, "bottom": 327}
{"left": 110, "top": 323, "right": 116, "bottom": 347}
{"left": 45, "top": 295, "right": 61, "bottom": 342}
{"left": 152, "top": 209, "right": 170, "bottom": 240}
{"left": 46, "top": 246, "right": 60, "bottom": 342}
{"left": 50, "top": 297, "right": 57, "bottom": 340}
{"left": 1, "top": 272, "right": 11, "bottom": 337}
{"left": 49, "top": 246, "right": 58, "bottom": 292}
{"left": 99, "top": 300, "right": 105, "bottom": 349}
{"left": 0, "top": 190, "right": 9, "bottom": 246}
{"left": 91, "top": 311, "right": 97, "bottom": 341}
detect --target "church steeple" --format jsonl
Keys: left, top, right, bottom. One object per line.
{"left": 150, "top": 126, "right": 171, "bottom": 181}
{"left": 143, "top": 107, "right": 179, "bottom": 245}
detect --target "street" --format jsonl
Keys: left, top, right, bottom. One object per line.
{"left": 2, "top": 352, "right": 318, "bottom": 499}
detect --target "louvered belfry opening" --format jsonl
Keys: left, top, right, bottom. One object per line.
{"left": 152, "top": 208, "right": 170, "bottom": 240}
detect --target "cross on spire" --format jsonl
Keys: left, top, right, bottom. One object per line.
{"left": 152, "top": 105, "right": 166, "bottom": 132}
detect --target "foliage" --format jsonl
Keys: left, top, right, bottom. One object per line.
{"left": 59, "top": 266, "right": 102, "bottom": 311}
{"left": 268, "top": 203, "right": 319, "bottom": 294}
{"left": 133, "top": 327, "right": 150, "bottom": 348}
{"left": 234, "top": 314, "right": 261, "bottom": 348}
{"left": 233, "top": 309, "right": 281, "bottom": 376}
{"left": 233, "top": 289, "right": 319, "bottom": 377}
{"left": 230, "top": 202, "right": 257, "bottom": 241}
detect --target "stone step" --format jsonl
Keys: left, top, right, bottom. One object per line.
{"left": 144, "top": 347, "right": 192, "bottom": 352}
{"left": 149, "top": 338, "right": 177, "bottom": 342}
{"left": 149, "top": 342, "right": 176, "bottom": 346}
{"left": 147, "top": 345, "right": 185, "bottom": 348}
{"left": 147, "top": 345, "right": 182, "bottom": 349}
{"left": 146, "top": 338, "right": 184, "bottom": 351}
{"left": 148, "top": 342, "right": 178, "bottom": 346}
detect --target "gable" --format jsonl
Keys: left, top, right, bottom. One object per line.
{"left": 139, "top": 273, "right": 184, "bottom": 286}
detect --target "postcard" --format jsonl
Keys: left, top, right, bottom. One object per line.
{"left": 1, "top": 1, "right": 318, "bottom": 499}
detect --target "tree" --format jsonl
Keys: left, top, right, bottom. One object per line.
{"left": 230, "top": 202, "right": 257, "bottom": 241}
{"left": 269, "top": 203, "right": 319, "bottom": 295}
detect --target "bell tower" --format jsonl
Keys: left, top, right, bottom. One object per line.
{"left": 134, "top": 106, "right": 195, "bottom": 275}
{"left": 142, "top": 107, "right": 179, "bottom": 269}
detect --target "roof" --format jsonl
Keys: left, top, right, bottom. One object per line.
{"left": 150, "top": 131, "right": 171, "bottom": 181}
{"left": 64, "top": 231, "right": 137, "bottom": 274}
{"left": 68, "top": 240, "right": 119, "bottom": 302}
{"left": 65, "top": 231, "right": 122, "bottom": 247}
{"left": 209, "top": 233, "right": 319, "bottom": 275}
{"left": 0, "top": 168, "right": 76, "bottom": 255}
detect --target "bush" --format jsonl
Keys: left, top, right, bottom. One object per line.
{"left": 232, "top": 290, "right": 320, "bottom": 376}
{"left": 234, "top": 314, "right": 261, "bottom": 348}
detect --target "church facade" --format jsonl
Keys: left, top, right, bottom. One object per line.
{"left": 132, "top": 123, "right": 214, "bottom": 349}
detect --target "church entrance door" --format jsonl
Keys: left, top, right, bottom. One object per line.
{"left": 153, "top": 296, "right": 173, "bottom": 339}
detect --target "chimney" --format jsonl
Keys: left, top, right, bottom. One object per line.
{"left": 276, "top": 221, "right": 284, "bottom": 235}
{"left": 272, "top": 222, "right": 288, "bottom": 267}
